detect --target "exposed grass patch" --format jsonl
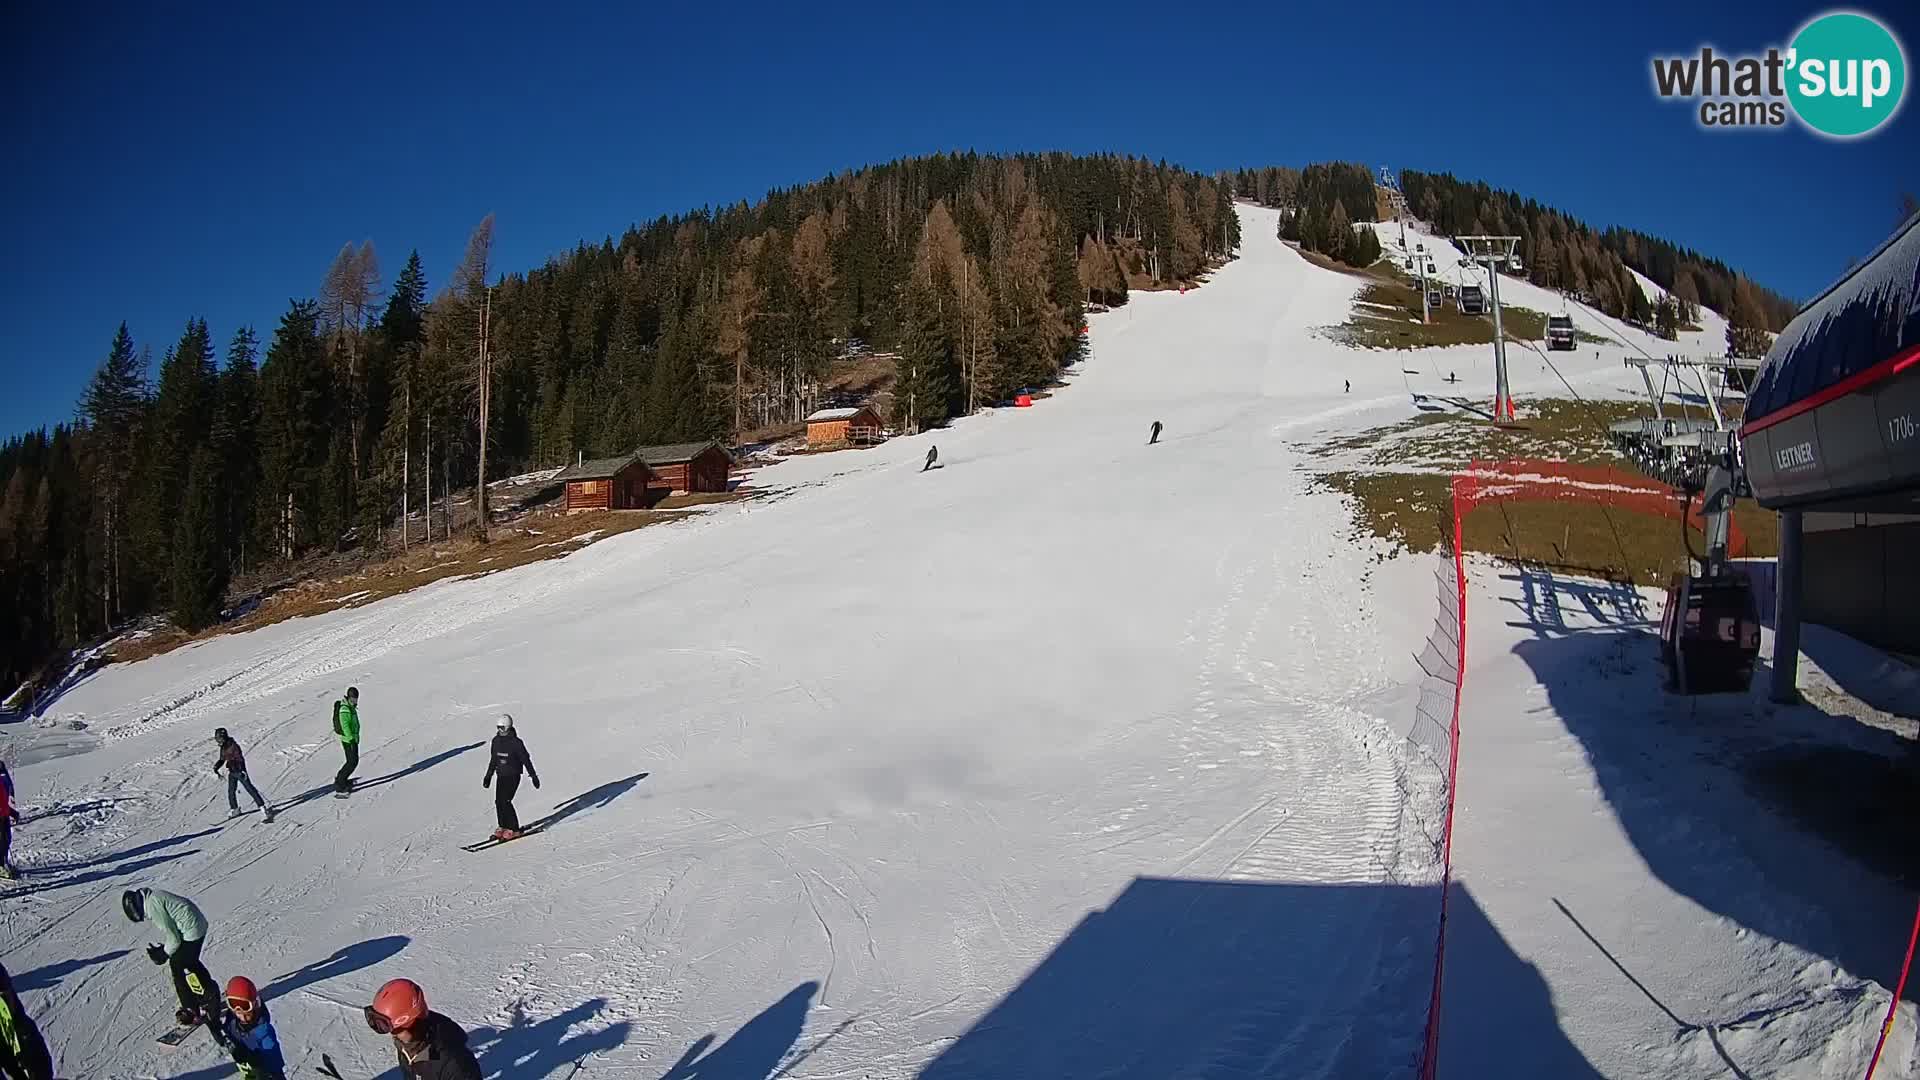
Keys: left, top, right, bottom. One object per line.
{"left": 107, "top": 496, "right": 753, "bottom": 666}
{"left": 1326, "top": 267, "right": 1555, "bottom": 350}
{"left": 1312, "top": 396, "right": 1778, "bottom": 585}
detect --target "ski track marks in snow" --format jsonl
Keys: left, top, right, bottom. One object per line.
{"left": 12, "top": 203, "right": 1523, "bottom": 1079}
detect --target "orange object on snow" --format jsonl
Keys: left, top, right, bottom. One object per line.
{"left": 1015, "top": 394, "right": 1033, "bottom": 407}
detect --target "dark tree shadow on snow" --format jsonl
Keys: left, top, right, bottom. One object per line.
{"left": 10, "top": 950, "right": 129, "bottom": 992}
{"left": 912, "top": 876, "right": 1596, "bottom": 1079}
{"left": 260, "top": 935, "right": 410, "bottom": 1000}
{"left": 660, "top": 981, "right": 818, "bottom": 1080}
{"left": 24, "top": 825, "right": 220, "bottom": 876}
{"left": 469, "top": 995, "right": 632, "bottom": 1079}
{"left": 525, "top": 773, "right": 649, "bottom": 834}
{"left": 7, "top": 847, "right": 199, "bottom": 898}
{"left": 277, "top": 742, "right": 485, "bottom": 813}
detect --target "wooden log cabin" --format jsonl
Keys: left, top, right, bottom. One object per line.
{"left": 804, "top": 406, "right": 885, "bottom": 449}
{"left": 551, "top": 453, "right": 651, "bottom": 511}
{"left": 636, "top": 442, "right": 732, "bottom": 496}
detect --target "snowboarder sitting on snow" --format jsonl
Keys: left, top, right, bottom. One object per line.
{"left": 482, "top": 714, "right": 539, "bottom": 841}
{"left": 219, "top": 976, "right": 286, "bottom": 1080}
{"left": 213, "top": 728, "right": 272, "bottom": 821}
{"left": 123, "top": 886, "right": 223, "bottom": 1028}
{"left": 332, "top": 687, "right": 361, "bottom": 795}
{"left": 0, "top": 760, "right": 20, "bottom": 880}
{"left": 365, "top": 978, "right": 482, "bottom": 1080}
{"left": 0, "top": 960, "right": 55, "bottom": 1080}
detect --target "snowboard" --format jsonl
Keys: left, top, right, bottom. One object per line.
{"left": 155, "top": 1024, "right": 200, "bottom": 1048}
{"left": 462, "top": 825, "right": 544, "bottom": 852}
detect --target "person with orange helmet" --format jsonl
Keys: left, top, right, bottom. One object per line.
{"left": 364, "top": 979, "right": 480, "bottom": 1080}
{"left": 218, "top": 976, "right": 286, "bottom": 1080}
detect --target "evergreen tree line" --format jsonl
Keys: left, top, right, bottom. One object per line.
{"left": 1397, "top": 170, "right": 1796, "bottom": 352}
{"left": 1, "top": 152, "right": 1236, "bottom": 690}
{"left": 1231, "top": 164, "right": 1383, "bottom": 268}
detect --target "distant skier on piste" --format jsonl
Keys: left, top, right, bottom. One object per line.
{"left": 1148, "top": 420, "right": 1163, "bottom": 445}
{"left": 214, "top": 728, "right": 273, "bottom": 821}
{"left": 483, "top": 714, "right": 539, "bottom": 841}
{"left": 123, "top": 886, "right": 225, "bottom": 1030}
{"left": 219, "top": 976, "right": 287, "bottom": 1080}
{"left": 922, "top": 445, "right": 938, "bottom": 472}
{"left": 0, "top": 760, "right": 20, "bottom": 880}
{"left": 363, "top": 978, "right": 482, "bottom": 1080}
{"left": 332, "top": 687, "right": 361, "bottom": 796}
{"left": 0, "top": 960, "right": 54, "bottom": 1080}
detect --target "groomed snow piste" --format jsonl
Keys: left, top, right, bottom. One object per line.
{"left": 2, "top": 204, "right": 1905, "bottom": 1079}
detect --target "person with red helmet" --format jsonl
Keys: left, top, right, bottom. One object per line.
{"left": 364, "top": 979, "right": 481, "bottom": 1080}
{"left": 218, "top": 976, "right": 286, "bottom": 1080}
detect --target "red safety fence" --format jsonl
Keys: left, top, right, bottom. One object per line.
{"left": 1414, "top": 458, "right": 1752, "bottom": 1079}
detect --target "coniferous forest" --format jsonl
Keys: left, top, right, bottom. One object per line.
{"left": 1230, "top": 164, "right": 1797, "bottom": 354}
{"left": 1, "top": 152, "right": 1238, "bottom": 691}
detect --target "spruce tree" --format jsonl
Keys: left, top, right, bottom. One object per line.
{"left": 171, "top": 448, "right": 226, "bottom": 631}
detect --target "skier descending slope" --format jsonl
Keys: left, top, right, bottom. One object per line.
{"left": 122, "top": 887, "right": 224, "bottom": 1031}
{"left": 363, "top": 979, "right": 481, "bottom": 1080}
{"left": 0, "top": 961, "right": 54, "bottom": 1080}
{"left": 0, "top": 760, "right": 19, "bottom": 879}
{"left": 922, "top": 445, "right": 938, "bottom": 472}
{"left": 219, "top": 977, "right": 286, "bottom": 1080}
{"left": 213, "top": 728, "right": 274, "bottom": 821}
{"left": 482, "top": 714, "right": 540, "bottom": 840}
{"left": 332, "top": 687, "right": 361, "bottom": 796}
{"left": 1148, "top": 420, "right": 1164, "bottom": 445}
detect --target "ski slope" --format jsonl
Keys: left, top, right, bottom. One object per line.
{"left": 1, "top": 203, "right": 1894, "bottom": 1079}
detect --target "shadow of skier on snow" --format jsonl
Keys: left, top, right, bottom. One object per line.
{"left": 10, "top": 950, "right": 129, "bottom": 992}
{"left": 525, "top": 773, "right": 650, "bottom": 834}
{"left": 277, "top": 742, "right": 486, "bottom": 812}
{"left": 468, "top": 995, "right": 633, "bottom": 1079}
{"left": 23, "top": 825, "right": 221, "bottom": 876}
{"left": 6, "top": 847, "right": 200, "bottom": 898}
{"left": 260, "top": 934, "right": 410, "bottom": 1000}
{"left": 660, "top": 981, "right": 817, "bottom": 1080}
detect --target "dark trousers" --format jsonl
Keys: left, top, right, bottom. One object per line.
{"left": 0, "top": 816, "right": 12, "bottom": 868}
{"left": 334, "top": 742, "right": 359, "bottom": 793}
{"left": 226, "top": 770, "right": 266, "bottom": 811}
{"left": 0, "top": 1000, "right": 53, "bottom": 1080}
{"left": 169, "top": 938, "right": 218, "bottom": 1013}
{"left": 494, "top": 773, "right": 522, "bottom": 831}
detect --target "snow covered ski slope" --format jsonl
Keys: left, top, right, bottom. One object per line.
{"left": 4, "top": 204, "right": 1652, "bottom": 1078}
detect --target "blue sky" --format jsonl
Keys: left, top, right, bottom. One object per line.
{"left": 2, "top": 0, "right": 1913, "bottom": 436}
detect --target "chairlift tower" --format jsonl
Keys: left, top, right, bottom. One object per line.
{"left": 1458, "top": 235, "right": 1522, "bottom": 422}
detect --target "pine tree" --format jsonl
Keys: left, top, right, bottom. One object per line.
{"left": 80, "top": 323, "right": 149, "bottom": 625}
{"left": 213, "top": 327, "right": 261, "bottom": 574}
{"left": 171, "top": 447, "right": 225, "bottom": 631}
{"left": 256, "top": 300, "right": 330, "bottom": 559}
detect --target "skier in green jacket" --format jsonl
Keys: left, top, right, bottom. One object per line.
{"left": 0, "top": 960, "right": 54, "bottom": 1080}
{"left": 332, "top": 687, "right": 361, "bottom": 796}
{"left": 123, "top": 887, "right": 223, "bottom": 1027}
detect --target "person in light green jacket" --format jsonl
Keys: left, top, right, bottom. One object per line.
{"left": 123, "top": 887, "right": 221, "bottom": 1025}
{"left": 332, "top": 686, "right": 361, "bottom": 796}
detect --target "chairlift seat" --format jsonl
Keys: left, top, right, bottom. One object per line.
{"left": 1658, "top": 572, "right": 1761, "bottom": 694}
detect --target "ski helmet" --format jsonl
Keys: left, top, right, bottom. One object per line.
{"left": 496, "top": 713, "right": 513, "bottom": 731}
{"left": 122, "top": 889, "right": 145, "bottom": 922}
{"left": 214, "top": 727, "right": 229, "bottom": 741}
{"left": 345, "top": 686, "right": 359, "bottom": 701}
{"left": 367, "top": 978, "right": 427, "bottom": 1035}
{"left": 224, "top": 976, "right": 262, "bottom": 1020}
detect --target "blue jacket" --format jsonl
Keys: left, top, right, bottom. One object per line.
{"left": 224, "top": 1008, "right": 286, "bottom": 1078}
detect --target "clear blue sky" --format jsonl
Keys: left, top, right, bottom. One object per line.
{"left": 2, "top": 0, "right": 1913, "bottom": 436}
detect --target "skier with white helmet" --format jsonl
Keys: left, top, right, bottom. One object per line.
{"left": 481, "top": 714, "right": 539, "bottom": 841}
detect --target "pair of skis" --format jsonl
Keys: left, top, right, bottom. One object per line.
{"left": 461, "top": 824, "right": 544, "bottom": 852}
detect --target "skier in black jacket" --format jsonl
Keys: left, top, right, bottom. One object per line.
{"left": 482, "top": 715, "right": 539, "bottom": 840}
{"left": 0, "top": 961, "right": 54, "bottom": 1080}
{"left": 365, "top": 979, "right": 481, "bottom": 1080}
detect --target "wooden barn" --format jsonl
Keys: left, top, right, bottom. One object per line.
{"left": 637, "top": 441, "right": 732, "bottom": 495}
{"left": 551, "top": 453, "right": 651, "bottom": 511}
{"left": 805, "top": 406, "right": 885, "bottom": 449}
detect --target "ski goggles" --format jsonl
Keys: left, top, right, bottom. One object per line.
{"left": 364, "top": 1005, "right": 416, "bottom": 1036}
{"left": 225, "top": 995, "right": 258, "bottom": 1021}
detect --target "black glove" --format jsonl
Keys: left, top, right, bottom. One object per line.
{"left": 530, "top": 776, "right": 541, "bottom": 789}
{"left": 482, "top": 777, "right": 490, "bottom": 788}
{"left": 148, "top": 944, "right": 168, "bottom": 965}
